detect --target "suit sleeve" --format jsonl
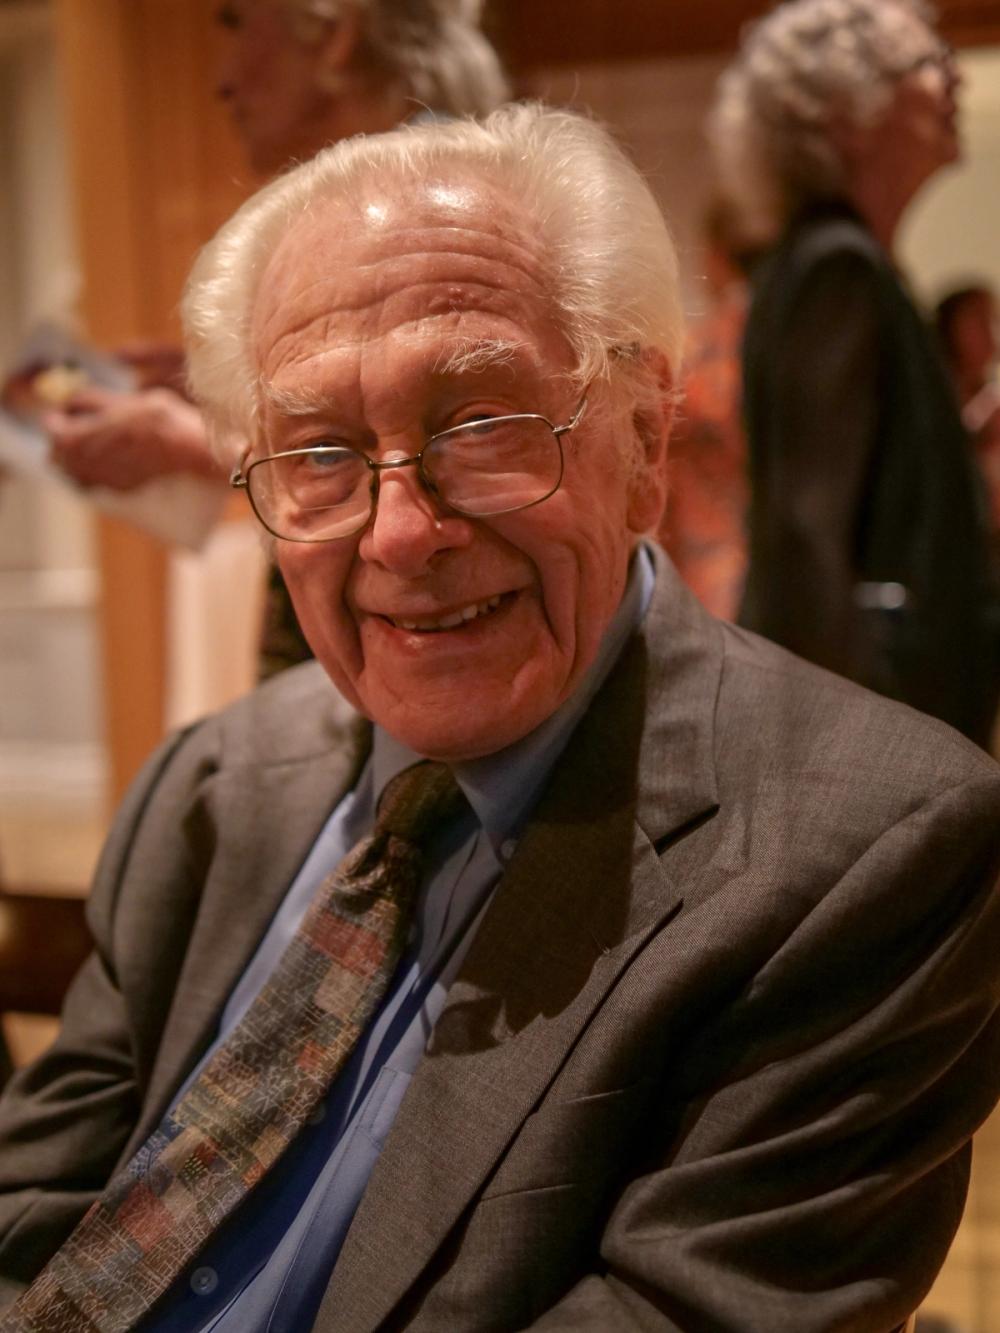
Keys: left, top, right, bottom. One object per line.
{"left": 528, "top": 775, "right": 1000, "bottom": 1332}
{"left": 0, "top": 726, "right": 198, "bottom": 1303}
{"left": 744, "top": 245, "right": 883, "bottom": 680}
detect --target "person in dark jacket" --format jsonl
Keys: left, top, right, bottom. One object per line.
{"left": 710, "top": 0, "right": 998, "bottom": 745}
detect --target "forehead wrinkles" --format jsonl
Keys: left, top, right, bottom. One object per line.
{"left": 251, "top": 208, "right": 558, "bottom": 380}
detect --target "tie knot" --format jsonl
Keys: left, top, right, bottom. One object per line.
{"left": 375, "top": 761, "right": 466, "bottom": 845}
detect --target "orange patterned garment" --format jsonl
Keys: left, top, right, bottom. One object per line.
{"left": 658, "top": 286, "right": 749, "bottom": 621}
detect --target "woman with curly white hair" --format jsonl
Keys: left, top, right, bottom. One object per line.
{"left": 216, "top": 0, "right": 509, "bottom": 176}
{"left": 709, "top": 0, "right": 998, "bottom": 746}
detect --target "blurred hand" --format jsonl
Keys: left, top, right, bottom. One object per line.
{"left": 114, "top": 341, "right": 189, "bottom": 394}
{"left": 45, "top": 386, "right": 225, "bottom": 491}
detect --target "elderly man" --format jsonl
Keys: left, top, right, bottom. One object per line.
{"left": 1, "top": 107, "right": 999, "bottom": 1333}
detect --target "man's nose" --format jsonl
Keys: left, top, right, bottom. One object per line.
{"left": 358, "top": 464, "right": 472, "bottom": 573}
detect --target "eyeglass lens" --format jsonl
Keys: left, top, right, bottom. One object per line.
{"left": 248, "top": 415, "right": 563, "bottom": 541}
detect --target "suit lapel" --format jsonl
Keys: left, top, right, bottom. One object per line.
{"left": 321, "top": 556, "right": 723, "bottom": 1328}
{"left": 125, "top": 693, "right": 371, "bottom": 1153}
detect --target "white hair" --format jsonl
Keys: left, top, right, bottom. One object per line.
{"left": 709, "top": 0, "right": 940, "bottom": 240}
{"left": 183, "top": 103, "right": 683, "bottom": 464}
{"left": 281, "top": 0, "right": 508, "bottom": 117}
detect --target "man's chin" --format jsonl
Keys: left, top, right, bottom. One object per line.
{"left": 362, "top": 685, "right": 560, "bottom": 763}
{"left": 371, "top": 716, "right": 525, "bottom": 764}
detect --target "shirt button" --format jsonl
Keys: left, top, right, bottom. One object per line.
{"left": 190, "top": 1266, "right": 219, "bottom": 1297}
{"left": 308, "top": 1101, "right": 327, "bottom": 1126}
{"left": 500, "top": 838, "right": 517, "bottom": 861}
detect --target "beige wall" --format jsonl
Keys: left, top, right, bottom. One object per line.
{"left": 901, "top": 47, "right": 1000, "bottom": 304}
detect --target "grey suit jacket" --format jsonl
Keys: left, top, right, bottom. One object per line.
{"left": 1, "top": 558, "right": 999, "bottom": 1331}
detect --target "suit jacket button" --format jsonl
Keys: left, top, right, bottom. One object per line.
{"left": 190, "top": 1266, "right": 219, "bottom": 1296}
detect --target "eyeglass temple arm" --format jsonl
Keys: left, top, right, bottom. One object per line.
{"left": 555, "top": 397, "right": 588, "bottom": 437}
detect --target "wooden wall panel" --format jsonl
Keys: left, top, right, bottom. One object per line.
{"left": 53, "top": 0, "right": 250, "bottom": 805}
{"left": 499, "top": 0, "right": 1000, "bottom": 67}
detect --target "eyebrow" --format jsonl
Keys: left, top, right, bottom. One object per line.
{"left": 260, "top": 381, "right": 330, "bottom": 418}
{"left": 432, "top": 337, "right": 529, "bottom": 377}
{"left": 259, "top": 338, "right": 532, "bottom": 418}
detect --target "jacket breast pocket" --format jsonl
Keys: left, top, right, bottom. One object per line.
{"left": 479, "top": 1079, "right": 652, "bottom": 1202}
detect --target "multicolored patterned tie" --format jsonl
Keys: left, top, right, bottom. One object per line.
{"left": 4, "top": 761, "right": 466, "bottom": 1333}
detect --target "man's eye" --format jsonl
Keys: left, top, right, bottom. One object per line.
{"left": 279, "top": 449, "right": 365, "bottom": 504}
{"left": 299, "top": 446, "right": 353, "bottom": 469}
{"left": 440, "top": 419, "right": 526, "bottom": 460}
{"left": 448, "top": 404, "right": 511, "bottom": 426}
{"left": 448, "top": 413, "right": 509, "bottom": 436}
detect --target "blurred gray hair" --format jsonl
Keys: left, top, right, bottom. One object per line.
{"left": 183, "top": 103, "right": 683, "bottom": 463}
{"left": 282, "top": 0, "right": 508, "bottom": 117}
{"left": 709, "top": 0, "right": 940, "bottom": 240}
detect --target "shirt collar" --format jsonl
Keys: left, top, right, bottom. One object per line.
{"left": 371, "top": 542, "right": 656, "bottom": 851}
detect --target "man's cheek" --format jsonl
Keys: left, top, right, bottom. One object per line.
{"left": 282, "top": 562, "right": 361, "bottom": 669}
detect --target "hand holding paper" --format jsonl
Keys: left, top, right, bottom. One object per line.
{"left": 45, "top": 386, "right": 223, "bottom": 491}
{"left": 0, "top": 326, "right": 227, "bottom": 550}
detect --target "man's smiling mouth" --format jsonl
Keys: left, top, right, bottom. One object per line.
{"left": 381, "top": 593, "right": 512, "bottom": 633}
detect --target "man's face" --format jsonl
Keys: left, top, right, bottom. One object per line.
{"left": 215, "top": 1, "right": 331, "bottom": 176}
{"left": 250, "top": 178, "right": 663, "bottom": 760}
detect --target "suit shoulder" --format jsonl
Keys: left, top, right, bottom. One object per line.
{"left": 755, "top": 215, "right": 884, "bottom": 307}
{"left": 86, "top": 663, "right": 364, "bottom": 927}
{"left": 214, "top": 660, "right": 358, "bottom": 766}
{"left": 140, "top": 661, "right": 361, "bottom": 792}
{"left": 715, "top": 621, "right": 1000, "bottom": 820}
{"left": 793, "top": 214, "right": 881, "bottom": 266}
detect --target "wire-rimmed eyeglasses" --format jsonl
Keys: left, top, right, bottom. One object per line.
{"left": 230, "top": 398, "right": 588, "bottom": 543}
{"left": 893, "top": 37, "right": 958, "bottom": 81}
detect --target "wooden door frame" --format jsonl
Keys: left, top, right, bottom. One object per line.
{"left": 53, "top": 0, "right": 249, "bottom": 806}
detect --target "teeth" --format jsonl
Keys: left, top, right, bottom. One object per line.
{"left": 391, "top": 594, "right": 506, "bottom": 632}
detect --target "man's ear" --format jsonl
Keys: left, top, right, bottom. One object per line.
{"left": 314, "top": 5, "right": 366, "bottom": 91}
{"left": 626, "top": 349, "right": 674, "bottom": 535}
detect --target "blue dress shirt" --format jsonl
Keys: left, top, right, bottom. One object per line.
{"left": 143, "top": 546, "right": 655, "bottom": 1332}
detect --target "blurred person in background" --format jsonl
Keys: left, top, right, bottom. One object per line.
{"left": 44, "top": 0, "right": 508, "bottom": 677}
{"left": 935, "top": 282, "right": 1000, "bottom": 556}
{"left": 711, "top": 0, "right": 998, "bottom": 746}
{"left": 656, "top": 199, "right": 758, "bottom": 620}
